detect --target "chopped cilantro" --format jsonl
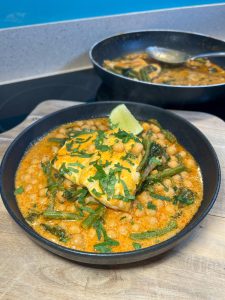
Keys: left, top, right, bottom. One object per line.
{"left": 121, "top": 152, "right": 136, "bottom": 165}
{"left": 147, "top": 201, "right": 157, "bottom": 210}
{"left": 133, "top": 242, "right": 142, "bottom": 250}
{"left": 114, "top": 129, "right": 140, "bottom": 143}
{"left": 14, "top": 186, "right": 24, "bottom": 195}
{"left": 94, "top": 131, "right": 111, "bottom": 152}
{"left": 68, "top": 162, "right": 84, "bottom": 169}
{"left": 91, "top": 188, "right": 103, "bottom": 198}
{"left": 137, "top": 202, "right": 143, "bottom": 211}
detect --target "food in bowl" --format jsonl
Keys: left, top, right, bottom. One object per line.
{"left": 14, "top": 105, "right": 203, "bottom": 253}
{"left": 103, "top": 52, "right": 225, "bottom": 86}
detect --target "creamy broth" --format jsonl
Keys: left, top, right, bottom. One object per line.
{"left": 15, "top": 118, "right": 203, "bottom": 253}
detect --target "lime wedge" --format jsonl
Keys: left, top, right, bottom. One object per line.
{"left": 109, "top": 104, "right": 143, "bottom": 135}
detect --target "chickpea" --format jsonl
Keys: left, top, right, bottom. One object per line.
{"left": 30, "top": 194, "right": 37, "bottom": 201}
{"left": 70, "top": 224, "right": 81, "bottom": 234}
{"left": 131, "top": 223, "right": 140, "bottom": 232}
{"left": 135, "top": 209, "right": 145, "bottom": 217}
{"left": 86, "top": 120, "right": 94, "bottom": 126}
{"left": 88, "top": 144, "right": 96, "bottom": 152}
{"left": 90, "top": 126, "right": 97, "bottom": 130}
{"left": 151, "top": 124, "right": 160, "bottom": 133}
{"left": 151, "top": 170, "right": 158, "bottom": 175}
{"left": 146, "top": 209, "right": 156, "bottom": 216}
{"left": 95, "top": 120, "right": 102, "bottom": 126}
{"left": 23, "top": 174, "right": 31, "bottom": 182}
{"left": 156, "top": 139, "right": 166, "bottom": 147}
{"left": 181, "top": 171, "right": 188, "bottom": 179}
{"left": 166, "top": 145, "right": 177, "bottom": 155}
{"left": 27, "top": 167, "right": 35, "bottom": 174}
{"left": 155, "top": 184, "right": 164, "bottom": 193}
{"left": 25, "top": 184, "right": 32, "bottom": 192}
{"left": 142, "top": 122, "right": 151, "bottom": 131}
{"left": 57, "top": 203, "right": 66, "bottom": 210}
{"left": 73, "top": 126, "right": 81, "bottom": 131}
{"left": 31, "top": 179, "right": 38, "bottom": 185}
{"left": 166, "top": 187, "right": 175, "bottom": 197}
{"left": 59, "top": 127, "right": 66, "bottom": 135}
{"left": 113, "top": 142, "right": 125, "bottom": 153}
{"left": 131, "top": 143, "right": 144, "bottom": 155}
{"left": 173, "top": 174, "right": 181, "bottom": 183}
{"left": 119, "top": 226, "right": 128, "bottom": 236}
{"left": 138, "top": 191, "right": 151, "bottom": 204}
{"left": 88, "top": 228, "right": 96, "bottom": 238}
{"left": 179, "top": 151, "right": 186, "bottom": 158}
{"left": 55, "top": 133, "right": 65, "bottom": 139}
{"left": 64, "top": 179, "right": 73, "bottom": 188}
{"left": 185, "top": 158, "right": 195, "bottom": 168}
{"left": 41, "top": 155, "right": 50, "bottom": 163}
{"left": 56, "top": 191, "right": 65, "bottom": 203}
{"left": 39, "top": 188, "right": 47, "bottom": 197}
{"left": 183, "top": 180, "right": 193, "bottom": 188}
{"left": 76, "top": 121, "right": 84, "bottom": 127}
{"left": 52, "top": 146, "right": 59, "bottom": 154}
{"left": 132, "top": 172, "right": 140, "bottom": 184}
{"left": 107, "top": 219, "right": 116, "bottom": 228}
{"left": 165, "top": 205, "right": 175, "bottom": 214}
{"left": 98, "top": 125, "right": 107, "bottom": 131}
{"left": 149, "top": 217, "right": 158, "bottom": 226}
{"left": 31, "top": 158, "right": 39, "bottom": 165}
{"left": 155, "top": 200, "right": 164, "bottom": 209}
{"left": 157, "top": 133, "right": 165, "bottom": 140}
{"left": 107, "top": 230, "right": 117, "bottom": 239}
{"left": 72, "top": 234, "right": 84, "bottom": 248}
{"left": 82, "top": 125, "right": 90, "bottom": 130}
{"left": 39, "top": 197, "right": 48, "bottom": 205}
{"left": 163, "top": 178, "right": 172, "bottom": 187}
{"left": 120, "top": 213, "right": 132, "bottom": 222}
{"left": 168, "top": 160, "right": 178, "bottom": 168}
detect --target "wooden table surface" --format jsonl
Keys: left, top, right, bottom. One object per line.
{"left": 1, "top": 100, "right": 225, "bottom": 300}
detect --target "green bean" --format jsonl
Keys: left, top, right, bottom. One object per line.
{"left": 48, "top": 137, "right": 67, "bottom": 145}
{"left": 148, "top": 165, "right": 185, "bottom": 182}
{"left": 41, "top": 224, "right": 69, "bottom": 242}
{"left": 130, "top": 220, "right": 177, "bottom": 240}
{"left": 82, "top": 205, "right": 106, "bottom": 229}
{"left": 163, "top": 130, "right": 177, "bottom": 143}
{"left": 137, "top": 139, "right": 152, "bottom": 171}
{"left": 139, "top": 68, "right": 150, "bottom": 82}
{"left": 43, "top": 210, "right": 82, "bottom": 220}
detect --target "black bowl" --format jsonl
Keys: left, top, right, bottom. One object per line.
{"left": 0, "top": 101, "right": 221, "bottom": 265}
{"left": 90, "top": 30, "right": 225, "bottom": 107}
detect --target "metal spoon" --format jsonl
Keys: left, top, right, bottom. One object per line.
{"left": 146, "top": 46, "right": 225, "bottom": 64}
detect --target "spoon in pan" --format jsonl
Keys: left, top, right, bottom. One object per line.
{"left": 146, "top": 46, "right": 225, "bottom": 65}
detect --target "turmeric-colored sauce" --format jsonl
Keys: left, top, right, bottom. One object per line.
{"left": 15, "top": 118, "right": 203, "bottom": 253}
{"left": 104, "top": 52, "right": 225, "bottom": 86}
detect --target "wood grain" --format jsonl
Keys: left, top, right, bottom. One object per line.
{"left": 0, "top": 100, "right": 225, "bottom": 300}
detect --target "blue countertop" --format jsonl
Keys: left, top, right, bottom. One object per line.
{"left": 0, "top": 0, "right": 224, "bottom": 29}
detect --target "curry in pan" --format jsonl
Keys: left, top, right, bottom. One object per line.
{"left": 104, "top": 52, "right": 225, "bottom": 86}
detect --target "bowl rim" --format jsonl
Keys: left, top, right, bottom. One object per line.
{"left": 89, "top": 29, "right": 225, "bottom": 89}
{"left": 0, "top": 101, "right": 221, "bottom": 261}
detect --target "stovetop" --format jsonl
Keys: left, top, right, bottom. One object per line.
{"left": 0, "top": 68, "right": 225, "bottom": 133}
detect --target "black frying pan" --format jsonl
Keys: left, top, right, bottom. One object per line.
{"left": 90, "top": 30, "right": 225, "bottom": 107}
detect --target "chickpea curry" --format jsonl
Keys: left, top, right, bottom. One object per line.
{"left": 103, "top": 52, "right": 225, "bottom": 86}
{"left": 15, "top": 107, "right": 203, "bottom": 253}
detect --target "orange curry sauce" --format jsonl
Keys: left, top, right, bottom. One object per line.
{"left": 15, "top": 118, "right": 203, "bottom": 253}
